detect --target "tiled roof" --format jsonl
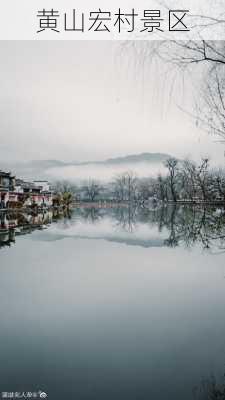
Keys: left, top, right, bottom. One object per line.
{"left": 0, "top": 170, "right": 11, "bottom": 177}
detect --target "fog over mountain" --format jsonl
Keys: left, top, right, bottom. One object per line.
{"left": 1, "top": 153, "right": 171, "bottom": 182}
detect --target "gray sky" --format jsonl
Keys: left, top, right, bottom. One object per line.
{"left": 0, "top": 40, "right": 224, "bottom": 165}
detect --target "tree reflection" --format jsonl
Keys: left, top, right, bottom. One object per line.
{"left": 79, "top": 207, "right": 103, "bottom": 223}
{"left": 1, "top": 206, "right": 225, "bottom": 251}
{"left": 112, "top": 205, "right": 138, "bottom": 232}
{"left": 112, "top": 205, "right": 225, "bottom": 251}
{"left": 193, "top": 373, "right": 225, "bottom": 399}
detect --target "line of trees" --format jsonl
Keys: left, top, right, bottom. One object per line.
{"left": 53, "top": 157, "right": 225, "bottom": 204}
{"left": 154, "top": 157, "right": 225, "bottom": 203}
{"left": 110, "top": 157, "right": 225, "bottom": 204}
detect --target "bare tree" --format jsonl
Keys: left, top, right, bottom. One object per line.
{"left": 54, "top": 180, "right": 77, "bottom": 194}
{"left": 156, "top": 174, "right": 169, "bottom": 202}
{"left": 124, "top": 36, "right": 225, "bottom": 141}
{"left": 213, "top": 168, "right": 225, "bottom": 202}
{"left": 137, "top": 178, "right": 153, "bottom": 202}
{"left": 112, "top": 173, "right": 127, "bottom": 202}
{"left": 180, "top": 159, "right": 197, "bottom": 201}
{"left": 196, "top": 158, "right": 210, "bottom": 201}
{"left": 83, "top": 180, "right": 101, "bottom": 202}
{"left": 126, "top": 171, "right": 138, "bottom": 202}
{"left": 156, "top": 40, "right": 225, "bottom": 140}
{"left": 112, "top": 171, "right": 137, "bottom": 202}
{"left": 164, "top": 158, "right": 179, "bottom": 202}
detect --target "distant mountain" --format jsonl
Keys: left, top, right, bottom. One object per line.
{"left": 1, "top": 153, "right": 173, "bottom": 181}
{"left": 104, "top": 153, "right": 171, "bottom": 165}
{"left": 25, "top": 153, "right": 171, "bottom": 167}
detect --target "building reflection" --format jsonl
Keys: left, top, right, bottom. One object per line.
{"left": 0, "top": 211, "right": 53, "bottom": 249}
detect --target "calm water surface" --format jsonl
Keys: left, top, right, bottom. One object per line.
{"left": 0, "top": 206, "right": 225, "bottom": 399}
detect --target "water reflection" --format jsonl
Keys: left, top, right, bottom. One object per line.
{"left": 1, "top": 205, "right": 225, "bottom": 252}
{"left": 1, "top": 206, "right": 225, "bottom": 400}
{"left": 0, "top": 210, "right": 53, "bottom": 249}
{"left": 193, "top": 373, "right": 225, "bottom": 400}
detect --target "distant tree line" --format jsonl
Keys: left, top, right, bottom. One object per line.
{"left": 53, "top": 157, "right": 225, "bottom": 204}
{"left": 154, "top": 157, "right": 225, "bottom": 203}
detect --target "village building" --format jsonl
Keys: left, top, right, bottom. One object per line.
{"left": 33, "top": 180, "right": 51, "bottom": 192}
{"left": 0, "top": 171, "right": 15, "bottom": 208}
{"left": 0, "top": 171, "right": 53, "bottom": 209}
{"left": 32, "top": 180, "right": 53, "bottom": 207}
{"left": 15, "top": 180, "right": 53, "bottom": 208}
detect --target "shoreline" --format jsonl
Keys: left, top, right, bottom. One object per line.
{"left": 0, "top": 200, "right": 225, "bottom": 214}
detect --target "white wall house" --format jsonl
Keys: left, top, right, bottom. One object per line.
{"left": 33, "top": 181, "right": 51, "bottom": 192}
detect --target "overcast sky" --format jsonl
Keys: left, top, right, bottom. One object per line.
{"left": 0, "top": 41, "right": 224, "bottom": 165}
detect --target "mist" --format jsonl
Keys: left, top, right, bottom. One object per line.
{"left": 47, "top": 162, "right": 166, "bottom": 183}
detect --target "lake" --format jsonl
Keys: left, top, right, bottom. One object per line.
{"left": 0, "top": 205, "right": 225, "bottom": 399}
